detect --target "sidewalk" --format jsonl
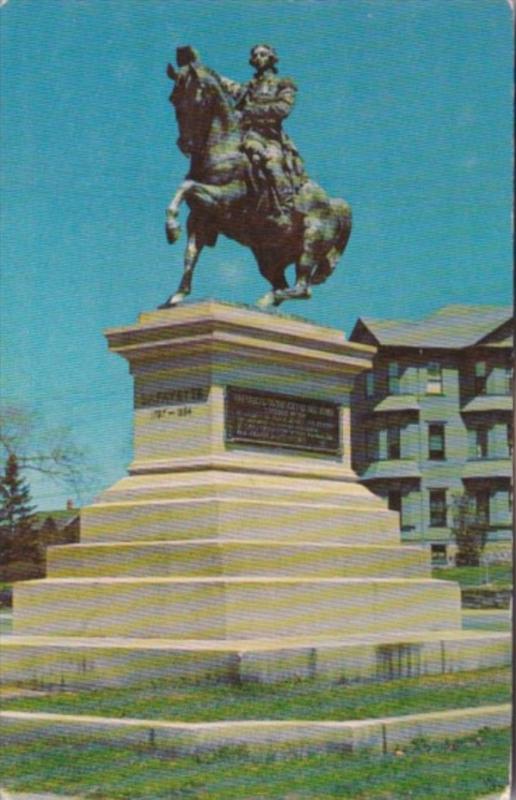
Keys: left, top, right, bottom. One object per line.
{"left": 0, "top": 791, "right": 83, "bottom": 800}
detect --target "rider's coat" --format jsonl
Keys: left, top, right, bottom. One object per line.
{"left": 219, "top": 69, "right": 305, "bottom": 211}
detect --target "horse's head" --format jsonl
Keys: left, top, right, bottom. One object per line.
{"left": 168, "top": 55, "right": 231, "bottom": 157}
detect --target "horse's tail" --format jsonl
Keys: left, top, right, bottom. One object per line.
{"left": 311, "top": 198, "right": 352, "bottom": 285}
{"left": 334, "top": 198, "right": 352, "bottom": 255}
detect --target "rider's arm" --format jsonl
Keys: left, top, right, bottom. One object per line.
{"left": 219, "top": 75, "right": 243, "bottom": 100}
{"left": 246, "top": 80, "right": 297, "bottom": 124}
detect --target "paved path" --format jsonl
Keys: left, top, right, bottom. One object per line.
{"left": 462, "top": 609, "right": 511, "bottom": 632}
{"left": 1, "top": 789, "right": 511, "bottom": 800}
{"left": 0, "top": 792, "right": 83, "bottom": 800}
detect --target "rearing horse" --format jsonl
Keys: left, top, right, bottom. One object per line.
{"left": 162, "top": 54, "right": 352, "bottom": 308}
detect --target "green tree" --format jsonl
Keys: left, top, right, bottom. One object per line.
{"left": 0, "top": 453, "right": 42, "bottom": 580}
{"left": 450, "top": 491, "right": 488, "bottom": 567}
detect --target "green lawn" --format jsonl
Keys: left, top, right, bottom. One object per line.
{"left": 0, "top": 728, "right": 510, "bottom": 799}
{"left": 0, "top": 581, "right": 12, "bottom": 609}
{"left": 433, "top": 564, "right": 512, "bottom": 588}
{"left": 2, "top": 667, "right": 510, "bottom": 722}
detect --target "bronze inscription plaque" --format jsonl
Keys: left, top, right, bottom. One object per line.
{"left": 225, "top": 387, "right": 341, "bottom": 455}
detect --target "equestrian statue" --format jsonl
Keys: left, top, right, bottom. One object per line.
{"left": 162, "top": 44, "right": 352, "bottom": 309}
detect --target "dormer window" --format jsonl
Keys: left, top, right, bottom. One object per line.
{"left": 426, "top": 361, "right": 443, "bottom": 394}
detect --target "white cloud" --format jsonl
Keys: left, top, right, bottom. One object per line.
{"left": 219, "top": 261, "right": 247, "bottom": 284}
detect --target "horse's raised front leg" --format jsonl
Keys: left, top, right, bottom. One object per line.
{"left": 159, "top": 223, "right": 205, "bottom": 308}
{"left": 165, "top": 180, "right": 195, "bottom": 244}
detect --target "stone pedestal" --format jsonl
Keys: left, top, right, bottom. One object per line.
{"left": 1, "top": 301, "right": 509, "bottom": 687}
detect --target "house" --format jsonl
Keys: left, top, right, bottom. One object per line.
{"left": 349, "top": 305, "right": 513, "bottom": 562}
{"left": 34, "top": 508, "right": 80, "bottom": 549}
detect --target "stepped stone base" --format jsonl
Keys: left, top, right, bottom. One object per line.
{"left": 79, "top": 496, "right": 400, "bottom": 545}
{"left": 1, "top": 704, "right": 510, "bottom": 757}
{"left": 3, "top": 303, "right": 509, "bottom": 694}
{"left": 1, "top": 630, "right": 509, "bottom": 689}
{"left": 79, "top": 471, "right": 401, "bottom": 545}
{"left": 47, "top": 540, "right": 430, "bottom": 579}
{"left": 12, "top": 576, "right": 460, "bottom": 640}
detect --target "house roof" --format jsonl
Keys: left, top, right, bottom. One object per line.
{"left": 34, "top": 509, "right": 79, "bottom": 531}
{"left": 461, "top": 396, "right": 513, "bottom": 413}
{"left": 373, "top": 395, "right": 420, "bottom": 413}
{"left": 462, "top": 460, "right": 512, "bottom": 480}
{"left": 351, "top": 305, "right": 513, "bottom": 350}
{"left": 361, "top": 460, "right": 422, "bottom": 481}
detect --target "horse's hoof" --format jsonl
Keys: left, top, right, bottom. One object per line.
{"left": 157, "top": 292, "right": 186, "bottom": 309}
{"left": 256, "top": 291, "right": 277, "bottom": 309}
{"left": 288, "top": 285, "right": 312, "bottom": 301}
{"left": 271, "top": 285, "right": 311, "bottom": 303}
{"left": 165, "top": 220, "right": 181, "bottom": 244}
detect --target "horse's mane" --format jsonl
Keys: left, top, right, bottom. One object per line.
{"left": 197, "top": 65, "right": 238, "bottom": 129}
{"left": 203, "top": 66, "right": 236, "bottom": 106}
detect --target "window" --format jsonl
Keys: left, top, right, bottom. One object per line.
{"left": 429, "top": 489, "right": 447, "bottom": 527}
{"left": 365, "top": 372, "right": 375, "bottom": 399}
{"left": 388, "top": 490, "right": 401, "bottom": 511}
{"left": 474, "top": 361, "right": 487, "bottom": 395}
{"left": 475, "top": 491, "right": 490, "bottom": 525}
{"left": 387, "top": 426, "right": 401, "bottom": 459}
{"left": 431, "top": 544, "right": 447, "bottom": 565}
{"left": 365, "top": 429, "right": 377, "bottom": 460}
{"left": 426, "top": 362, "right": 443, "bottom": 395}
{"left": 508, "top": 423, "right": 513, "bottom": 457}
{"left": 388, "top": 490, "right": 403, "bottom": 526}
{"left": 475, "top": 427, "right": 489, "bottom": 459}
{"left": 505, "top": 367, "right": 513, "bottom": 396}
{"left": 428, "top": 423, "right": 445, "bottom": 460}
{"left": 388, "top": 362, "right": 400, "bottom": 395}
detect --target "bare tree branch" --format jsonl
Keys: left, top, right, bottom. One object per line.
{"left": 0, "top": 404, "right": 94, "bottom": 503}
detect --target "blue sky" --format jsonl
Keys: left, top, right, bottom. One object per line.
{"left": 0, "top": 0, "right": 512, "bottom": 509}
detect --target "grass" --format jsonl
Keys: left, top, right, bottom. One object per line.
{"left": 2, "top": 667, "right": 510, "bottom": 722}
{"left": 432, "top": 563, "right": 512, "bottom": 588}
{"left": 0, "top": 727, "right": 510, "bottom": 799}
{"left": 0, "top": 581, "right": 12, "bottom": 608}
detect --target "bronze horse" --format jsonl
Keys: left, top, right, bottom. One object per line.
{"left": 162, "top": 51, "right": 352, "bottom": 308}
